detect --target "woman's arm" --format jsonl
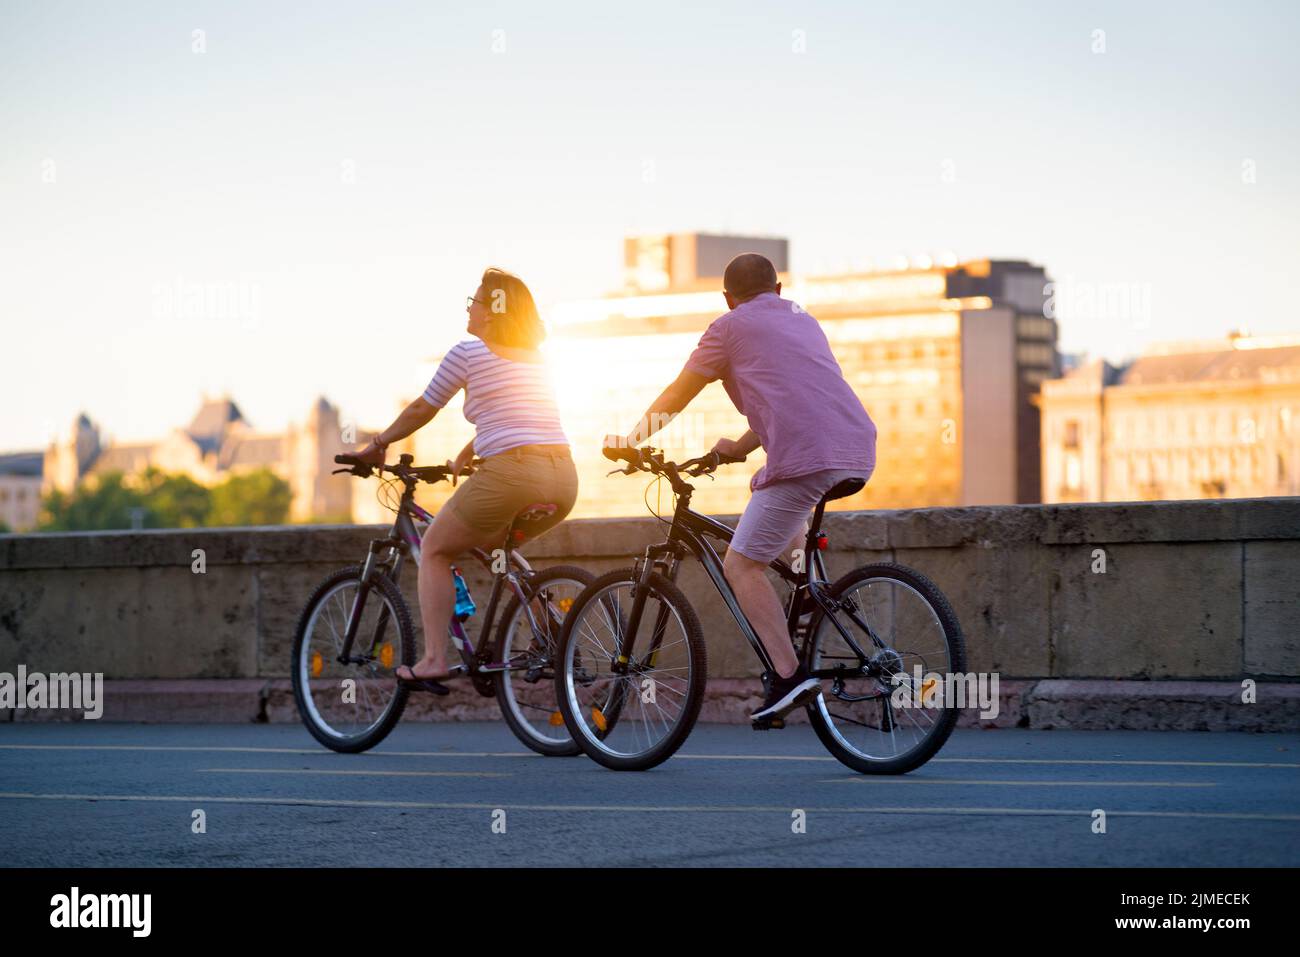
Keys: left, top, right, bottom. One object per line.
{"left": 375, "top": 398, "right": 437, "bottom": 447}
{"left": 355, "top": 398, "right": 437, "bottom": 463}
{"left": 449, "top": 438, "right": 475, "bottom": 486}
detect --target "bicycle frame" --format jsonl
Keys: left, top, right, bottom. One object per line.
{"left": 618, "top": 473, "right": 886, "bottom": 681}
{"left": 336, "top": 476, "right": 547, "bottom": 676}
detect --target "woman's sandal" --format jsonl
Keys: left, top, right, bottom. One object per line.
{"left": 395, "top": 664, "right": 454, "bottom": 696}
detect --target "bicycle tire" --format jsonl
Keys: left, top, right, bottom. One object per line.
{"left": 291, "top": 564, "right": 415, "bottom": 753}
{"left": 491, "top": 564, "right": 595, "bottom": 757}
{"left": 555, "top": 567, "right": 707, "bottom": 771}
{"left": 804, "top": 561, "right": 966, "bottom": 774}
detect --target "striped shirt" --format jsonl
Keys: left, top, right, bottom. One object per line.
{"left": 421, "top": 339, "right": 569, "bottom": 457}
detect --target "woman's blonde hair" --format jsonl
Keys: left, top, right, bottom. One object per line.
{"left": 480, "top": 267, "right": 545, "bottom": 349}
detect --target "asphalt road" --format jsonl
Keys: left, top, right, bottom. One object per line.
{"left": 1, "top": 722, "right": 1297, "bottom": 867}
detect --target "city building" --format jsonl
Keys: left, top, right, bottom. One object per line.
{"left": 42, "top": 397, "right": 355, "bottom": 523}
{"left": 375, "top": 233, "right": 1057, "bottom": 523}
{"left": 1040, "top": 334, "right": 1300, "bottom": 503}
{"left": 0, "top": 452, "right": 44, "bottom": 531}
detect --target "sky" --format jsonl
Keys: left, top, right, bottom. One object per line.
{"left": 2, "top": 0, "right": 1298, "bottom": 450}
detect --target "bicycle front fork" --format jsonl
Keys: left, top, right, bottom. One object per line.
{"left": 612, "top": 548, "right": 680, "bottom": 676}
{"left": 338, "top": 537, "right": 401, "bottom": 665}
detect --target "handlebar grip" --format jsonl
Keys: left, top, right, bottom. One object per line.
{"left": 603, "top": 446, "right": 642, "bottom": 465}
{"left": 334, "top": 454, "right": 363, "bottom": 466}
{"left": 716, "top": 450, "right": 747, "bottom": 464}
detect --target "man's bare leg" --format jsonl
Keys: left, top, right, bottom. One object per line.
{"left": 723, "top": 548, "right": 799, "bottom": 678}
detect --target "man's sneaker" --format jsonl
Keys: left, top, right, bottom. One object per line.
{"left": 750, "top": 664, "right": 821, "bottom": 722}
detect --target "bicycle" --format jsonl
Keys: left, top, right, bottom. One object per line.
{"left": 291, "top": 451, "right": 593, "bottom": 756}
{"left": 554, "top": 446, "right": 966, "bottom": 773}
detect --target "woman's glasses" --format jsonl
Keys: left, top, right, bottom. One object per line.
{"left": 466, "top": 296, "right": 487, "bottom": 308}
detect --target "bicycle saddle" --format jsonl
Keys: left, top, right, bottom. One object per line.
{"left": 820, "top": 478, "right": 866, "bottom": 503}
{"left": 513, "top": 503, "right": 558, "bottom": 524}
{"left": 508, "top": 503, "right": 559, "bottom": 543}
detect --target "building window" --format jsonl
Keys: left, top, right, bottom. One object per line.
{"left": 1064, "top": 420, "right": 1080, "bottom": 449}
{"left": 1065, "top": 453, "right": 1082, "bottom": 492}
{"left": 1017, "top": 316, "right": 1055, "bottom": 340}
{"left": 1016, "top": 343, "right": 1054, "bottom": 366}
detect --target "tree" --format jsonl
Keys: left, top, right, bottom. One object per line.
{"left": 207, "top": 469, "right": 292, "bottom": 526}
{"left": 39, "top": 472, "right": 146, "bottom": 531}
{"left": 136, "top": 467, "right": 212, "bottom": 528}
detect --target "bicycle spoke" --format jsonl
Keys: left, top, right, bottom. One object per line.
{"left": 810, "top": 573, "right": 957, "bottom": 767}
{"left": 562, "top": 578, "right": 699, "bottom": 764}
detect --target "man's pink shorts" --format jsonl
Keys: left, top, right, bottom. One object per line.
{"left": 729, "top": 467, "right": 874, "bottom": 563}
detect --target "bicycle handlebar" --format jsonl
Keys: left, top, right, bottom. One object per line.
{"left": 602, "top": 445, "right": 745, "bottom": 480}
{"left": 332, "top": 453, "right": 479, "bottom": 484}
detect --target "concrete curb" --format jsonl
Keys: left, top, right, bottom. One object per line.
{"left": 3, "top": 678, "right": 1297, "bottom": 731}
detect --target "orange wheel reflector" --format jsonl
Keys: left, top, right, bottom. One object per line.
{"left": 549, "top": 711, "right": 565, "bottom": 726}
{"left": 311, "top": 652, "right": 323, "bottom": 677}
{"left": 591, "top": 707, "right": 607, "bottom": 732}
{"left": 921, "top": 677, "right": 938, "bottom": 705}
{"left": 557, "top": 598, "right": 574, "bottom": 613}
{"left": 380, "top": 644, "right": 394, "bottom": 668}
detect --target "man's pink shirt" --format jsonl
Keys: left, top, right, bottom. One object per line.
{"left": 684, "top": 292, "right": 877, "bottom": 490}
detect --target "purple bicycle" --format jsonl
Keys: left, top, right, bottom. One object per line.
{"left": 290, "top": 452, "right": 593, "bottom": 755}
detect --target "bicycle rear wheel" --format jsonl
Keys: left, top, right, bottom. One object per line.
{"left": 555, "top": 568, "right": 707, "bottom": 771}
{"left": 291, "top": 565, "right": 414, "bottom": 753}
{"left": 492, "top": 564, "right": 594, "bottom": 757}
{"left": 804, "top": 562, "right": 965, "bottom": 774}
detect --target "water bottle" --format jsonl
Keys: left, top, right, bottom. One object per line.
{"left": 451, "top": 566, "right": 476, "bottom": 621}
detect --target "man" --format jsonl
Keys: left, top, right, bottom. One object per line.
{"left": 605, "top": 252, "right": 876, "bottom": 722}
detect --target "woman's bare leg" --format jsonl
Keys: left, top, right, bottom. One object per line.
{"left": 403, "top": 508, "right": 495, "bottom": 679}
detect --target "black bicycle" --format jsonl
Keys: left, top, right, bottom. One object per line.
{"left": 291, "top": 452, "right": 593, "bottom": 755}
{"left": 554, "top": 446, "right": 966, "bottom": 772}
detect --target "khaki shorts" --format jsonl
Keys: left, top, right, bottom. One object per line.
{"left": 445, "top": 444, "right": 578, "bottom": 539}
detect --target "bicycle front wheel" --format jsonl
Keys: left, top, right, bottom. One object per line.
{"left": 492, "top": 564, "right": 595, "bottom": 757}
{"left": 291, "top": 565, "right": 414, "bottom": 753}
{"left": 804, "top": 562, "right": 966, "bottom": 774}
{"left": 555, "top": 568, "right": 707, "bottom": 771}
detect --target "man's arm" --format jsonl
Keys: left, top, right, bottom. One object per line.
{"left": 614, "top": 368, "right": 711, "bottom": 448}
{"left": 713, "top": 429, "right": 761, "bottom": 460}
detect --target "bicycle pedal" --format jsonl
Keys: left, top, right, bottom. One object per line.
{"left": 750, "top": 716, "right": 785, "bottom": 731}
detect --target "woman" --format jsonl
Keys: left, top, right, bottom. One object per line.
{"left": 352, "top": 267, "right": 578, "bottom": 693}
